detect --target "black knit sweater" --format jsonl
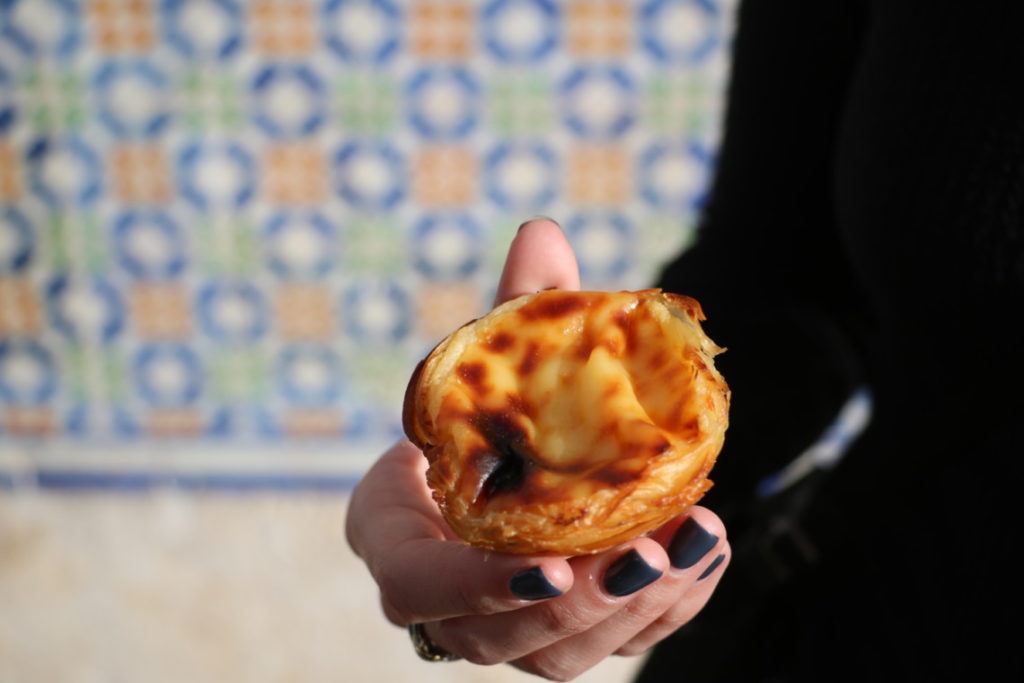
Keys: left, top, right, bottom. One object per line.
{"left": 641, "top": 1, "right": 1024, "bottom": 680}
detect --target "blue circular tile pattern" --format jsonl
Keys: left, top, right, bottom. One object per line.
{"left": 484, "top": 141, "right": 558, "bottom": 211}
{"left": 162, "top": 0, "right": 242, "bottom": 61}
{"left": 0, "top": 0, "right": 79, "bottom": 59}
{"left": 94, "top": 61, "right": 172, "bottom": 138}
{"left": 46, "top": 276, "right": 124, "bottom": 343}
{"left": 27, "top": 136, "right": 102, "bottom": 208}
{"left": 411, "top": 214, "right": 482, "bottom": 281}
{"left": 177, "top": 141, "right": 255, "bottom": 212}
{"left": 406, "top": 67, "right": 481, "bottom": 141}
{"left": 251, "top": 64, "right": 326, "bottom": 139}
{"left": 133, "top": 343, "right": 204, "bottom": 407}
{"left": 565, "top": 212, "right": 634, "bottom": 282}
{"left": 113, "top": 210, "right": 188, "bottom": 280}
{"left": 323, "top": 0, "right": 400, "bottom": 64}
{"left": 482, "top": 0, "right": 558, "bottom": 64}
{"left": 0, "top": 207, "right": 34, "bottom": 273}
{"left": 0, "top": 65, "right": 14, "bottom": 134}
{"left": 342, "top": 280, "right": 411, "bottom": 344}
{"left": 264, "top": 212, "right": 337, "bottom": 280}
{"left": 639, "top": 140, "right": 713, "bottom": 211}
{"left": 196, "top": 281, "right": 268, "bottom": 344}
{"left": 332, "top": 141, "right": 405, "bottom": 210}
{"left": 560, "top": 66, "right": 636, "bottom": 140}
{"left": 276, "top": 344, "right": 343, "bottom": 407}
{"left": 0, "top": 340, "right": 58, "bottom": 406}
{"left": 640, "top": 0, "right": 719, "bottom": 65}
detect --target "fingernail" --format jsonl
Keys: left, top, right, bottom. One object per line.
{"left": 603, "top": 549, "right": 663, "bottom": 597}
{"left": 518, "top": 216, "right": 559, "bottom": 232}
{"left": 509, "top": 567, "right": 563, "bottom": 601}
{"left": 668, "top": 517, "right": 719, "bottom": 570}
{"left": 697, "top": 553, "right": 726, "bottom": 581}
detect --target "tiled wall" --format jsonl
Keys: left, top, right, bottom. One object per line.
{"left": 0, "top": 0, "right": 734, "bottom": 484}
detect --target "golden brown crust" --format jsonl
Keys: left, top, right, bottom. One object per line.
{"left": 403, "top": 289, "right": 730, "bottom": 555}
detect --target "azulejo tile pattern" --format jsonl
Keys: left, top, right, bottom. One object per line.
{"left": 0, "top": 0, "right": 734, "bottom": 479}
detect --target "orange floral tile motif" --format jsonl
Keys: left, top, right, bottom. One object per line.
{"left": 146, "top": 408, "right": 205, "bottom": 436}
{"left": 282, "top": 409, "right": 345, "bottom": 437}
{"left": 415, "top": 283, "right": 479, "bottom": 341}
{"left": 410, "top": 1, "right": 473, "bottom": 58}
{"left": 110, "top": 145, "right": 171, "bottom": 204}
{"left": 567, "top": 0, "right": 632, "bottom": 56}
{"left": 0, "top": 146, "right": 21, "bottom": 200}
{"left": 567, "top": 146, "right": 631, "bottom": 204}
{"left": 263, "top": 145, "right": 327, "bottom": 204}
{"left": 274, "top": 285, "right": 335, "bottom": 340}
{"left": 250, "top": 0, "right": 315, "bottom": 55}
{"left": 131, "top": 284, "right": 191, "bottom": 339}
{"left": 3, "top": 408, "right": 57, "bottom": 436}
{"left": 414, "top": 147, "right": 476, "bottom": 205}
{"left": 88, "top": 0, "right": 156, "bottom": 52}
{"left": 0, "top": 278, "right": 43, "bottom": 336}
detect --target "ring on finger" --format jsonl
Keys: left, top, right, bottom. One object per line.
{"left": 408, "top": 622, "right": 462, "bottom": 662}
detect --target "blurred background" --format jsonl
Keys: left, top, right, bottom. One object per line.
{"left": 0, "top": 0, "right": 734, "bottom": 680}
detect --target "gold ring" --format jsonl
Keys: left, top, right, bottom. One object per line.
{"left": 408, "top": 623, "right": 461, "bottom": 662}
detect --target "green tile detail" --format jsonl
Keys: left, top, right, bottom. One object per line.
{"left": 20, "top": 69, "right": 86, "bottom": 131}
{"left": 64, "top": 345, "right": 89, "bottom": 403}
{"left": 342, "top": 217, "right": 402, "bottom": 275}
{"left": 208, "top": 349, "right": 270, "bottom": 402}
{"left": 64, "top": 346, "right": 127, "bottom": 403}
{"left": 179, "top": 69, "right": 244, "bottom": 131}
{"left": 194, "top": 219, "right": 261, "bottom": 276}
{"left": 489, "top": 75, "right": 554, "bottom": 136}
{"left": 45, "top": 215, "right": 69, "bottom": 270}
{"left": 347, "top": 349, "right": 411, "bottom": 411}
{"left": 334, "top": 74, "right": 398, "bottom": 134}
{"left": 646, "top": 73, "right": 714, "bottom": 137}
{"left": 81, "top": 215, "right": 109, "bottom": 275}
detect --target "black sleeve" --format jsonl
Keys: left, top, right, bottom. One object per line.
{"left": 656, "top": 0, "right": 872, "bottom": 510}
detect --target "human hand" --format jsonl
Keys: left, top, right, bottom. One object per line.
{"left": 345, "top": 218, "right": 730, "bottom": 681}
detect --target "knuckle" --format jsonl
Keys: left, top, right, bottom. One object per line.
{"left": 517, "top": 653, "right": 582, "bottom": 682}
{"left": 649, "top": 602, "right": 693, "bottom": 634}
{"left": 616, "top": 640, "right": 654, "bottom": 658}
{"left": 434, "top": 622, "right": 503, "bottom": 666}
{"left": 619, "top": 592, "right": 665, "bottom": 623}
{"left": 535, "top": 600, "right": 590, "bottom": 639}
{"left": 454, "top": 577, "right": 502, "bottom": 616}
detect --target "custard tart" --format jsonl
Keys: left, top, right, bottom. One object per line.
{"left": 403, "top": 289, "right": 729, "bottom": 555}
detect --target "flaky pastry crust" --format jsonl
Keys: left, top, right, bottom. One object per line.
{"left": 403, "top": 289, "right": 730, "bottom": 555}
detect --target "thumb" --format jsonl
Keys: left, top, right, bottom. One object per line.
{"left": 494, "top": 218, "right": 581, "bottom": 307}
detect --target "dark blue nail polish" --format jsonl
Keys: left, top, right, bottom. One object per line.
{"left": 697, "top": 553, "right": 726, "bottom": 581}
{"left": 668, "top": 517, "right": 719, "bottom": 570}
{"left": 509, "top": 567, "right": 563, "bottom": 601}
{"left": 603, "top": 550, "right": 663, "bottom": 597}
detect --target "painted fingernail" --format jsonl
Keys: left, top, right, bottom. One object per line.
{"left": 697, "top": 553, "right": 726, "bottom": 581}
{"left": 509, "top": 567, "right": 563, "bottom": 601}
{"left": 668, "top": 517, "right": 719, "bottom": 570}
{"left": 603, "top": 550, "right": 663, "bottom": 597}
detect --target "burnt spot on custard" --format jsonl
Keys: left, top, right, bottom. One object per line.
{"left": 469, "top": 411, "right": 534, "bottom": 504}
{"left": 484, "top": 331, "right": 515, "bottom": 352}
{"left": 519, "top": 292, "right": 587, "bottom": 320}
{"left": 517, "top": 341, "right": 541, "bottom": 376}
{"left": 457, "top": 362, "right": 488, "bottom": 394}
